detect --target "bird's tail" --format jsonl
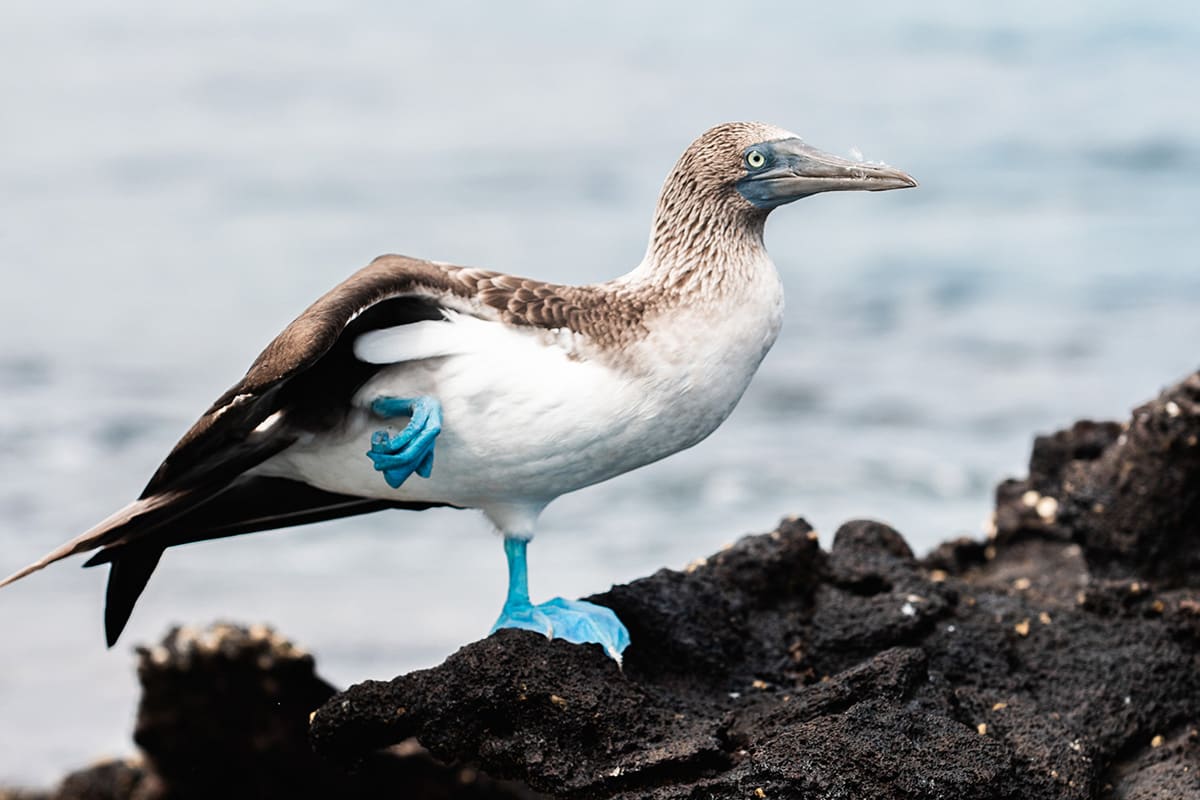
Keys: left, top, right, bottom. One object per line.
{"left": 95, "top": 544, "right": 165, "bottom": 647}
{"left": 0, "top": 491, "right": 187, "bottom": 590}
{"left": 1, "top": 476, "right": 433, "bottom": 647}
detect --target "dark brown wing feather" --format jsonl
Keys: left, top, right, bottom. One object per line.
{"left": 1, "top": 259, "right": 464, "bottom": 597}
{"left": 141, "top": 253, "right": 648, "bottom": 496}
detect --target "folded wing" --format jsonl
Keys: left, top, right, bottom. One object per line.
{"left": 0, "top": 255, "right": 509, "bottom": 642}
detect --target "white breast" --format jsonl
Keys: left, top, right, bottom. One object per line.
{"left": 625, "top": 260, "right": 785, "bottom": 456}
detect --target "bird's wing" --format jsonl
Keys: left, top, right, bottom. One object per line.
{"left": 0, "top": 254, "right": 506, "bottom": 643}
{"left": 0, "top": 259, "right": 451, "bottom": 581}
{"left": 140, "top": 256, "right": 487, "bottom": 497}
{"left": 137, "top": 253, "right": 632, "bottom": 495}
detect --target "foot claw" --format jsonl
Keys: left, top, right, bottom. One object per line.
{"left": 416, "top": 449, "right": 435, "bottom": 479}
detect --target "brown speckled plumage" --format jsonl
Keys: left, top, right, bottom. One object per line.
{"left": 150, "top": 254, "right": 653, "bottom": 496}
{"left": 239, "top": 256, "right": 650, "bottom": 395}
{"left": 642, "top": 122, "right": 793, "bottom": 292}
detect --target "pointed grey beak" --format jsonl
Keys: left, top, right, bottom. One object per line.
{"left": 737, "top": 138, "right": 917, "bottom": 209}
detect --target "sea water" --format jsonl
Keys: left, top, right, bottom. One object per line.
{"left": 1, "top": 0, "right": 1199, "bottom": 784}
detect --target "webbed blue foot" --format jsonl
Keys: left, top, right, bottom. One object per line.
{"left": 490, "top": 537, "right": 630, "bottom": 661}
{"left": 492, "top": 597, "right": 630, "bottom": 661}
{"left": 366, "top": 396, "right": 442, "bottom": 488}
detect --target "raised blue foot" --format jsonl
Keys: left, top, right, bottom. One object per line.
{"left": 366, "top": 396, "right": 442, "bottom": 489}
{"left": 490, "top": 537, "right": 630, "bottom": 661}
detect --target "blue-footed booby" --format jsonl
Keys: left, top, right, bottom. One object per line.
{"left": 1, "top": 122, "right": 915, "bottom": 659}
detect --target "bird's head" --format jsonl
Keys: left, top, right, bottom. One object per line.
{"left": 643, "top": 122, "right": 916, "bottom": 283}
{"left": 661, "top": 121, "right": 917, "bottom": 220}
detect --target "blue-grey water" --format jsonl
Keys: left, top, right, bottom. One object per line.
{"left": 2, "top": 0, "right": 1199, "bottom": 786}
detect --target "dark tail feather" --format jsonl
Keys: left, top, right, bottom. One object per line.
{"left": 80, "top": 477, "right": 453, "bottom": 644}
{"left": 0, "top": 490, "right": 195, "bottom": 590}
{"left": 83, "top": 477, "right": 445, "bottom": 565}
{"left": 9, "top": 475, "right": 455, "bottom": 646}
{"left": 103, "top": 546, "right": 164, "bottom": 647}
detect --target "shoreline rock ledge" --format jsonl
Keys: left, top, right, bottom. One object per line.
{"left": 6, "top": 370, "right": 1200, "bottom": 800}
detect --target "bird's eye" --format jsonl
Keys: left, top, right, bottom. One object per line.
{"left": 746, "top": 149, "right": 766, "bottom": 169}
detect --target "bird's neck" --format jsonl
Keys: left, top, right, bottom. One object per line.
{"left": 623, "top": 194, "right": 771, "bottom": 298}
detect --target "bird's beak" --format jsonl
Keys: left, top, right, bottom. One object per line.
{"left": 737, "top": 138, "right": 917, "bottom": 209}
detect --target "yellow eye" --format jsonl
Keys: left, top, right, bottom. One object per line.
{"left": 746, "top": 150, "right": 766, "bottom": 169}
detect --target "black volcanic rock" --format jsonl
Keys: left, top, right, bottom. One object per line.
{"left": 310, "top": 370, "right": 1200, "bottom": 799}
{"left": 133, "top": 623, "right": 338, "bottom": 796}
{"left": 8, "top": 369, "right": 1200, "bottom": 800}
{"left": 309, "top": 517, "right": 1200, "bottom": 799}
{"left": 995, "top": 371, "right": 1200, "bottom": 584}
{"left": 3, "top": 624, "right": 538, "bottom": 800}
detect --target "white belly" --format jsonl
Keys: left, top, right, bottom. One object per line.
{"left": 257, "top": 278, "right": 783, "bottom": 524}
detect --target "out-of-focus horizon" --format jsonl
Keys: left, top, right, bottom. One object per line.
{"left": 2, "top": 0, "right": 1199, "bottom": 785}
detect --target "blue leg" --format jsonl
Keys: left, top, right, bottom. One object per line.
{"left": 490, "top": 537, "right": 630, "bottom": 661}
{"left": 365, "top": 396, "right": 442, "bottom": 489}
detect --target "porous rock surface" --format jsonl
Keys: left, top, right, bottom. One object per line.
{"left": 6, "top": 370, "right": 1200, "bottom": 800}
{"left": 3, "top": 624, "right": 537, "bottom": 800}
{"left": 994, "top": 371, "right": 1200, "bottom": 585}
{"left": 311, "top": 371, "right": 1200, "bottom": 799}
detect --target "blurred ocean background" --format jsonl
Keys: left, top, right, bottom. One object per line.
{"left": 2, "top": 0, "right": 1199, "bottom": 785}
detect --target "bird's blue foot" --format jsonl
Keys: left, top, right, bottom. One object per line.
{"left": 491, "top": 596, "right": 631, "bottom": 662}
{"left": 490, "top": 537, "right": 630, "bottom": 661}
{"left": 366, "top": 396, "right": 442, "bottom": 489}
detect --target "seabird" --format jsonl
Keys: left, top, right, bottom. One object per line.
{"left": 1, "top": 122, "right": 915, "bottom": 659}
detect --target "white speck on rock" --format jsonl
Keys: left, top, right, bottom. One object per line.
{"left": 901, "top": 602, "right": 917, "bottom": 617}
{"left": 1036, "top": 495, "right": 1059, "bottom": 523}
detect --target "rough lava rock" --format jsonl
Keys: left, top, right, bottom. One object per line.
{"left": 3, "top": 624, "right": 538, "bottom": 800}
{"left": 309, "top": 520, "right": 1200, "bottom": 799}
{"left": 133, "top": 622, "right": 338, "bottom": 796}
{"left": 311, "top": 369, "right": 1200, "bottom": 799}
{"left": 995, "top": 371, "right": 1200, "bottom": 585}
{"left": 6, "top": 370, "right": 1200, "bottom": 800}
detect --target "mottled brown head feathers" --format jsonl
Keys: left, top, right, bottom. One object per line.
{"left": 645, "top": 122, "right": 796, "bottom": 286}
{"left": 663, "top": 122, "right": 797, "bottom": 203}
